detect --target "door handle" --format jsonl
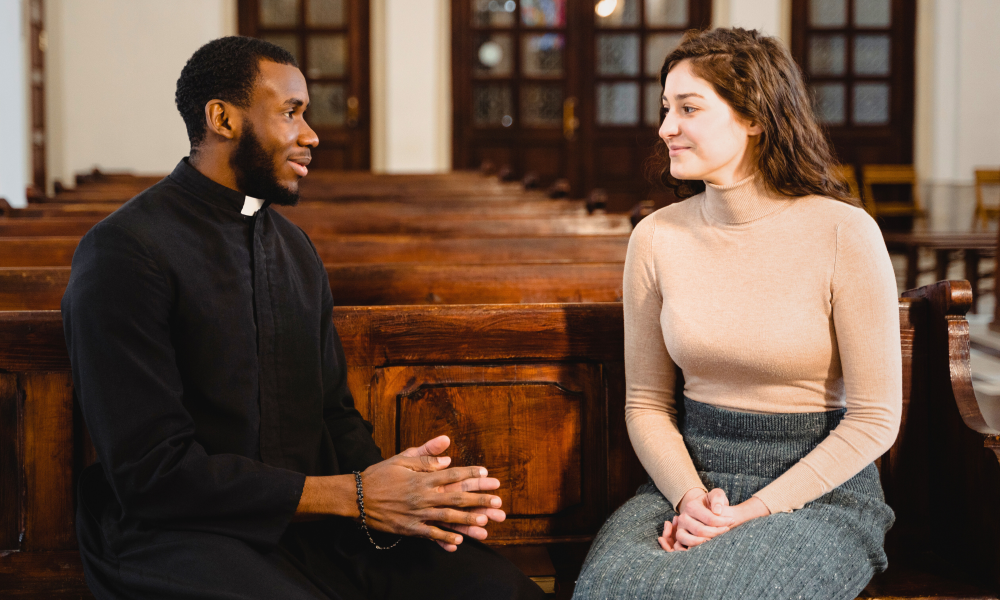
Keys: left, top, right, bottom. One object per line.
{"left": 563, "top": 97, "right": 579, "bottom": 141}
{"left": 346, "top": 96, "right": 360, "bottom": 128}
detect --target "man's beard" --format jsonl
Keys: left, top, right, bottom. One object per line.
{"left": 231, "top": 123, "right": 300, "bottom": 207}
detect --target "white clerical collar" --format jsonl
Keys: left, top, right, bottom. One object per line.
{"left": 241, "top": 196, "right": 265, "bottom": 216}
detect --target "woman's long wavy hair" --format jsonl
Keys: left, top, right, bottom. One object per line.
{"left": 647, "top": 28, "right": 858, "bottom": 206}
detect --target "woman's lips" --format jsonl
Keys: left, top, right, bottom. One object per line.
{"left": 668, "top": 146, "right": 690, "bottom": 157}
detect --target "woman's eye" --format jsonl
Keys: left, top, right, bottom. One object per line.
{"left": 683, "top": 106, "right": 696, "bottom": 114}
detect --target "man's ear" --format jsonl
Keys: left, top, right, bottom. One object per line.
{"left": 204, "top": 100, "right": 241, "bottom": 141}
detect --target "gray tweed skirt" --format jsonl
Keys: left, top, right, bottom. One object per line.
{"left": 573, "top": 398, "right": 894, "bottom": 600}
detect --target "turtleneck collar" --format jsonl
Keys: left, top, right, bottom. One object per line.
{"left": 702, "top": 172, "right": 793, "bottom": 226}
{"left": 167, "top": 158, "right": 270, "bottom": 216}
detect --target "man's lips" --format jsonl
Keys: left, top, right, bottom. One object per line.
{"left": 288, "top": 156, "right": 311, "bottom": 177}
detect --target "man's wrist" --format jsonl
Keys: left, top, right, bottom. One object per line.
{"left": 296, "top": 474, "right": 360, "bottom": 518}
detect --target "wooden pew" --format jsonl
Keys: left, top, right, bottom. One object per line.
{"left": 1, "top": 283, "right": 999, "bottom": 598}
{"left": 0, "top": 235, "right": 630, "bottom": 268}
{"left": 7, "top": 199, "right": 590, "bottom": 219}
{"left": 0, "top": 214, "right": 632, "bottom": 238}
{"left": 0, "top": 263, "right": 626, "bottom": 310}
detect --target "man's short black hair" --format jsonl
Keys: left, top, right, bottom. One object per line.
{"left": 176, "top": 36, "right": 297, "bottom": 150}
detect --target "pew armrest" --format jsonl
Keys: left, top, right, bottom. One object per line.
{"left": 901, "top": 280, "right": 993, "bottom": 435}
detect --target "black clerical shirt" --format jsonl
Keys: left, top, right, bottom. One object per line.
{"left": 62, "top": 159, "right": 384, "bottom": 550}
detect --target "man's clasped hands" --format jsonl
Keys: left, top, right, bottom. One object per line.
{"left": 357, "top": 435, "right": 505, "bottom": 552}
{"left": 657, "top": 487, "right": 772, "bottom": 552}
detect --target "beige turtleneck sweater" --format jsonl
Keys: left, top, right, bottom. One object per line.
{"left": 624, "top": 173, "right": 902, "bottom": 514}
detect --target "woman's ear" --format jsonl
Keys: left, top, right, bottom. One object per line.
{"left": 204, "top": 100, "right": 240, "bottom": 141}
{"left": 747, "top": 121, "right": 764, "bottom": 136}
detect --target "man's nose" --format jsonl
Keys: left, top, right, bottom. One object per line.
{"left": 300, "top": 121, "right": 319, "bottom": 148}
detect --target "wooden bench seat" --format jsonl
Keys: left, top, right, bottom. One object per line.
{"left": 0, "top": 214, "right": 632, "bottom": 238}
{"left": 1, "top": 282, "right": 998, "bottom": 598}
{"left": 0, "top": 235, "right": 630, "bottom": 268}
{"left": 0, "top": 263, "right": 626, "bottom": 310}
{"left": 7, "top": 199, "right": 590, "bottom": 219}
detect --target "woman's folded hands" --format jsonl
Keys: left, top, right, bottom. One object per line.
{"left": 657, "top": 488, "right": 771, "bottom": 552}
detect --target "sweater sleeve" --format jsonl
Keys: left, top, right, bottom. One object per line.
{"left": 753, "top": 209, "right": 902, "bottom": 513}
{"left": 623, "top": 215, "right": 707, "bottom": 508}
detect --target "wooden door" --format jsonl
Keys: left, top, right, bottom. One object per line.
{"left": 452, "top": 0, "right": 580, "bottom": 191}
{"left": 581, "top": 0, "right": 711, "bottom": 209}
{"left": 239, "top": 0, "right": 371, "bottom": 170}
{"left": 790, "top": 0, "right": 915, "bottom": 165}
{"left": 452, "top": 0, "right": 711, "bottom": 210}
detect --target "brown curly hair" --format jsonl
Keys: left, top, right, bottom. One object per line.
{"left": 647, "top": 27, "right": 858, "bottom": 206}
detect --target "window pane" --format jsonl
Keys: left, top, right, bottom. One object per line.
{"left": 522, "top": 34, "right": 564, "bottom": 77}
{"left": 596, "top": 0, "right": 639, "bottom": 28}
{"left": 472, "top": 0, "right": 516, "bottom": 27}
{"left": 645, "top": 81, "right": 664, "bottom": 126}
{"left": 475, "top": 34, "right": 514, "bottom": 77}
{"left": 853, "top": 83, "right": 889, "bottom": 124}
{"left": 809, "top": 0, "right": 845, "bottom": 27}
{"left": 306, "top": 0, "right": 345, "bottom": 26}
{"left": 307, "top": 83, "right": 346, "bottom": 127}
{"left": 522, "top": 0, "right": 566, "bottom": 27}
{"left": 854, "top": 35, "right": 890, "bottom": 76}
{"left": 597, "top": 34, "right": 640, "bottom": 76}
{"left": 808, "top": 35, "right": 846, "bottom": 76}
{"left": 521, "top": 84, "right": 563, "bottom": 127}
{"left": 855, "top": 0, "right": 891, "bottom": 27}
{"left": 645, "top": 0, "right": 688, "bottom": 27}
{"left": 597, "top": 82, "right": 639, "bottom": 125}
{"left": 645, "top": 33, "right": 683, "bottom": 76}
{"left": 307, "top": 35, "right": 347, "bottom": 78}
{"left": 262, "top": 35, "right": 300, "bottom": 64}
{"left": 811, "top": 83, "right": 845, "bottom": 125}
{"left": 260, "top": 0, "right": 299, "bottom": 27}
{"left": 474, "top": 84, "right": 514, "bottom": 127}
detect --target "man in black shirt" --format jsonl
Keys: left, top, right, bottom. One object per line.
{"left": 62, "top": 36, "right": 542, "bottom": 600}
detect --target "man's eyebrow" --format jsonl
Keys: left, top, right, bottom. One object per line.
{"left": 662, "top": 92, "right": 704, "bottom": 102}
{"left": 282, "top": 98, "right": 306, "bottom": 109}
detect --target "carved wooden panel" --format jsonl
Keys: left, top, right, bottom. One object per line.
{"left": 21, "top": 372, "right": 75, "bottom": 551}
{"left": 0, "top": 373, "right": 21, "bottom": 552}
{"left": 369, "top": 363, "right": 606, "bottom": 542}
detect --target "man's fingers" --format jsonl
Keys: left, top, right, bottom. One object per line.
{"left": 431, "top": 522, "right": 489, "bottom": 541}
{"left": 423, "top": 507, "right": 493, "bottom": 527}
{"left": 707, "top": 488, "right": 729, "bottom": 515}
{"left": 417, "top": 523, "right": 463, "bottom": 547}
{"left": 401, "top": 435, "right": 451, "bottom": 458}
{"left": 391, "top": 455, "right": 451, "bottom": 473}
{"left": 467, "top": 507, "right": 506, "bottom": 522}
{"left": 435, "top": 540, "right": 458, "bottom": 552}
{"left": 439, "top": 477, "right": 501, "bottom": 493}
{"left": 430, "top": 466, "right": 491, "bottom": 487}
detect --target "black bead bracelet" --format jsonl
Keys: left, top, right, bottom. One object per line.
{"left": 353, "top": 471, "right": 401, "bottom": 550}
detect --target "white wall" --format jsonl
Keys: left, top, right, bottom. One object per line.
{"left": 714, "top": 0, "right": 791, "bottom": 46}
{"left": 0, "top": 0, "right": 27, "bottom": 207}
{"left": 915, "top": 0, "right": 1000, "bottom": 230}
{"left": 45, "top": 0, "right": 236, "bottom": 189}
{"left": 379, "top": 0, "right": 451, "bottom": 173}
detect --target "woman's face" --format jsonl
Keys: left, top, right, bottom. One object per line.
{"left": 659, "top": 59, "right": 761, "bottom": 186}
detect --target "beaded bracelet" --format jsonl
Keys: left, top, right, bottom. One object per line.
{"left": 352, "top": 471, "right": 401, "bottom": 550}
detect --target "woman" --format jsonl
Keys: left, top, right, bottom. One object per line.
{"left": 573, "top": 28, "right": 900, "bottom": 599}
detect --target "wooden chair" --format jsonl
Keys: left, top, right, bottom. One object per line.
{"left": 862, "top": 164, "right": 926, "bottom": 221}
{"left": 973, "top": 169, "right": 1000, "bottom": 231}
